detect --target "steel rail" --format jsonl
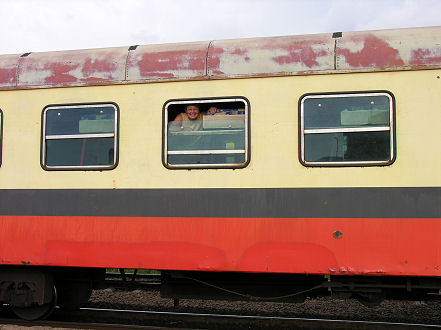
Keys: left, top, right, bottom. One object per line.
{"left": 2, "top": 305, "right": 441, "bottom": 329}
{"left": 76, "top": 307, "right": 441, "bottom": 329}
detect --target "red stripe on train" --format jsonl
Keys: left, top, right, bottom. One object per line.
{"left": 1, "top": 215, "right": 440, "bottom": 276}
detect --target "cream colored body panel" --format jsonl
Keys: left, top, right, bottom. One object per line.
{"left": 0, "top": 69, "right": 439, "bottom": 189}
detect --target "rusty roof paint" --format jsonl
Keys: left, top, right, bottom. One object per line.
{"left": 0, "top": 26, "right": 440, "bottom": 91}
{"left": 17, "top": 47, "right": 128, "bottom": 88}
{"left": 0, "top": 54, "right": 20, "bottom": 89}
{"left": 207, "top": 33, "right": 334, "bottom": 78}
{"left": 336, "top": 26, "right": 441, "bottom": 71}
{"left": 126, "top": 41, "right": 209, "bottom": 82}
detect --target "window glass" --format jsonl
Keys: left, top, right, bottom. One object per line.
{"left": 42, "top": 104, "right": 118, "bottom": 170}
{"left": 164, "top": 98, "right": 249, "bottom": 168}
{"left": 300, "top": 92, "right": 394, "bottom": 166}
{"left": 46, "top": 107, "right": 115, "bottom": 135}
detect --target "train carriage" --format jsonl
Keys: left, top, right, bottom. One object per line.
{"left": 0, "top": 26, "right": 440, "bottom": 319}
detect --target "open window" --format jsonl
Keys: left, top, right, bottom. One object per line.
{"left": 41, "top": 103, "right": 118, "bottom": 170}
{"left": 300, "top": 91, "right": 395, "bottom": 166}
{"left": 163, "top": 97, "right": 249, "bottom": 169}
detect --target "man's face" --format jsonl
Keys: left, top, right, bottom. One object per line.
{"left": 185, "top": 105, "right": 200, "bottom": 120}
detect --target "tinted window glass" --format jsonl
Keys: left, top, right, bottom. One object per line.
{"left": 46, "top": 106, "right": 115, "bottom": 135}
{"left": 300, "top": 92, "right": 394, "bottom": 166}
{"left": 304, "top": 131, "right": 390, "bottom": 162}
{"left": 304, "top": 95, "right": 390, "bottom": 129}
{"left": 42, "top": 104, "right": 118, "bottom": 170}
{"left": 46, "top": 137, "right": 115, "bottom": 166}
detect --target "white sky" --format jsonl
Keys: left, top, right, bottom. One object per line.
{"left": 1, "top": 0, "right": 440, "bottom": 55}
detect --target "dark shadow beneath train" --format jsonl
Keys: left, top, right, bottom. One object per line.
{"left": 160, "top": 271, "right": 441, "bottom": 307}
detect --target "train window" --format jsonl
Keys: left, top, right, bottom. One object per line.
{"left": 300, "top": 92, "right": 395, "bottom": 166}
{"left": 41, "top": 103, "right": 118, "bottom": 170}
{"left": 163, "top": 97, "right": 249, "bottom": 169}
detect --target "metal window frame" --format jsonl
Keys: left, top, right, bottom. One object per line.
{"left": 162, "top": 97, "right": 250, "bottom": 169}
{"left": 299, "top": 91, "right": 396, "bottom": 167}
{"left": 41, "top": 103, "right": 119, "bottom": 170}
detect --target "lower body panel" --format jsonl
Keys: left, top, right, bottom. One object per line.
{"left": 1, "top": 214, "right": 440, "bottom": 276}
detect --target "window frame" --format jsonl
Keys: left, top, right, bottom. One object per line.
{"left": 299, "top": 91, "right": 396, "bottom": 167}
{"left": 41, "top": 102, "right": 119, "bottom": 171}
{"left": 162, "top": 97, "right": 250, "bottom": 169}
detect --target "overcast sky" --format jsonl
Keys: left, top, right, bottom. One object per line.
{"left": 1, "top": 0, "right": 440, "bottom": 55}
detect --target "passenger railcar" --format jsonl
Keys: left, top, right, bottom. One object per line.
{"left": 0, "top": 26, "right": 440, "bottom": 319}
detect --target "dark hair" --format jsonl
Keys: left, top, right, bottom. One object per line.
{"left": 185, "top": 104, "right": 200, "bottom": 111}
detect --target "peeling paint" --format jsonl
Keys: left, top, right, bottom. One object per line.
{"left": 208, "top": 34, "right": 334, "bottom": 77}
{"left": 0, "top": 26, "right": 440, "bottom": 90}
{"left": 126, "top": 42, "right": 208, "bottom": 81}
{"left": 272, "top": 42, "right": 328, "bottom": 68}
{"left": 338, "top": 35, "right": 405, "bottom": 68}
{"left": 81, "top": 57, "right": 118, "bottom": 78}
{"left": 0, "top": 67, "right": 17, "bottom": 86}
{"left": 410, "top": 48, "right": 441, "bottom": 65}
{"left": 337, "top": 26, "right": 441, "bottom": 71}
{"left": 17, "top": 48, "right": 127, "bottom": 87}
{"left": 0, "top": 55, "right": 19, "bottom": 88}
{"left": 43, "top": 61, "right": 80, "bottom": 84}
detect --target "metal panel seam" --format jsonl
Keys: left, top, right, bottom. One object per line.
{"left": 124, "top": 48, "right": 132, "bottom": 81}
{"left": 205, "top": 41, "right": 213, "bottom": 77}
{"left": 15, "top": 57, "right": 24, "bottom": 87}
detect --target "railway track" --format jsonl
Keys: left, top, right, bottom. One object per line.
{"left": 2, "top": 306, "right": 441, "bottom": 329}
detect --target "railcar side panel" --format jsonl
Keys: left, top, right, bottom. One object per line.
{"left": 0, "top": 53, "right": 440, "bottom": 278}
{"left": 0, "top": 70, "right": 439, "bottom": 189}
{"left": 1, "top": 215, "right": 440, "bottom": 276}
{"left": 1, "top": 26, "right": 440, "bottom": 319}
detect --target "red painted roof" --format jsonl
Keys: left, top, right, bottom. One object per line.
{"left": 1, "top": 26, "right": 440, "bottom": 90}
